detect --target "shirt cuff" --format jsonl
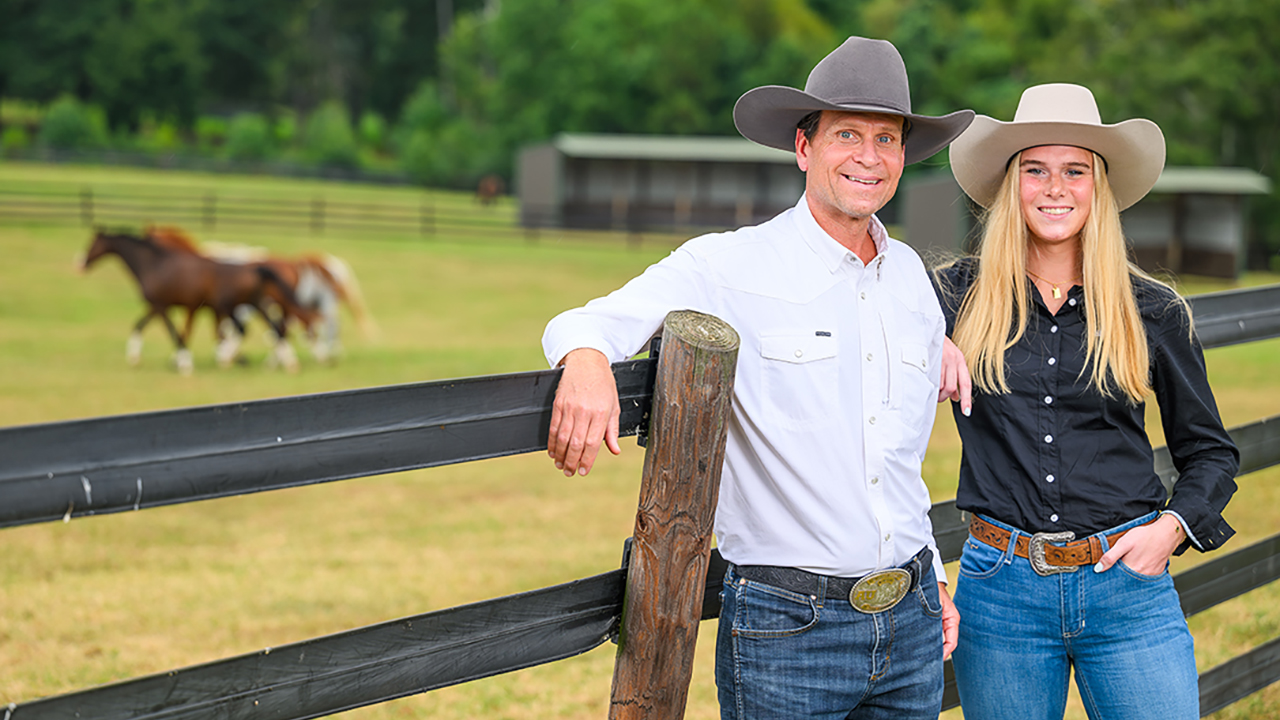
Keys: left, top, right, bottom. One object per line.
{"left": 1160, "top": 510, "right": 1204, "bottom": 551}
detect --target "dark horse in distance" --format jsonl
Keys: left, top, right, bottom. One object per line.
{"left": 81, "top": 228, "right": 315, "bottom": 374}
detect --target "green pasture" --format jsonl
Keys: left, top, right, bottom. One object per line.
{"left": 0, "top": 160, "right": 1277, "bottom": 719}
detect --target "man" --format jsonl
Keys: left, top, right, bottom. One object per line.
{"left": 543, "top": 37, "right": 973, "bottom": 719}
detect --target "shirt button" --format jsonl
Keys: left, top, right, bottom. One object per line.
{"left": 866, "top": 353, "right": 873, "bottom": 362}
{"left": 1050, "top": 513, "right": 1060, "bottom": 522}
{"left": 1069, "top": 298, "right": 1077, "bottom": 306}
{"left": 884, "top": 533, "right": 892, "bottom": 541}
{"left": 871, "top": 476, "right": 880, "bottom": 485}
{"left": 1045, "top": 395, "right": 1054, "bottom": 404}
{"left": 1046, "top": 474, "right": 1055, "bottom": 483}
{"left": 1048, "top": 357, "right": 1057, "bottom": 365}
{"left": 869, "top": 416, "right": 877, "bottom": 425}
{"left": 794, "top": 349, "right": 803, "bottom": 358}
{"left": 860, "top": 291, "right": 867, "bottom": 300}
{"left": 1044, "top": 434, "right": 1054, "bottom": 443}
{"left": 1051, "top": 325, "right": 1059, "bottom": 334}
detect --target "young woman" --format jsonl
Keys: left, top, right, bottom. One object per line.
{"left": 933, "top": 83, "right": 1239, "bottom": 719}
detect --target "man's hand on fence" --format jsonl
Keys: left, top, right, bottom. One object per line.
{"left": 548, "top": 348, "right": 622, "bottom": 477}
{"left": 938, "top": 336, "right": 972, "bottom": 417}
{"left": 939, "top": 582, "right": 959, "bottom": 660}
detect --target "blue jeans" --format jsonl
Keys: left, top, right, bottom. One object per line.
{"left": 716, "top": 561, "right": 943, "bottom": 719}
{"left": 951, "top": 512, "right": 1198, "bottom": 720}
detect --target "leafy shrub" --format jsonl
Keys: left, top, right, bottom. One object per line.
{"left": 195, "top": 116, "right": 228, "bottom": 151}
{"left": 136, "top": 118, "right": 183, "bottom": 152}
{"left": 1, "top": 125, "right": 31, "bottom": 153}
{"left": 225, "top": 113, "right": 274, "bottom": 161}
{"left": 303, "top": 101, "right": 358, "bottom": 169}
{"left": 38, "top": 96, "right": 109, "bottom": 150}
{"left": 358, "top": 111, "right": 387, "bottom": 152}
{"left": 274, "top": 112, "right": 297, "bottom": 146}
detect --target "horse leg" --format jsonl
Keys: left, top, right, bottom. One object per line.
{"left": 215, "top": 312, "right": 245, "bottom": 369}
{"left": 256, "top": 304, "right": 298, "bottom": 373}
{"left": 127, "top": 311, "right": 156, "bottom": 366}
{"left": 158, "top": 310, "right": 193, "bottom": 376}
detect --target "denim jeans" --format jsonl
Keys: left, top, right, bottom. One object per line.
{"left": 951, "top": 512, "right": 1198, "bottom": 720}
{"left": 716, "top": 561, "right": 943, "bottom": 719}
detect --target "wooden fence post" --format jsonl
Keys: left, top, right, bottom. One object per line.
{"left": 609, "top": 309, "right": 739, "bottom": 720}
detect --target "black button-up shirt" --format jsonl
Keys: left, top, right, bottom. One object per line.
{"left": 933, "top": 258, "right": 1238, "bottom": 551}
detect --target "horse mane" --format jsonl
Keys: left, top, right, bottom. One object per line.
{"left": 145, "top": 225, "right": 202, "bottom": 254}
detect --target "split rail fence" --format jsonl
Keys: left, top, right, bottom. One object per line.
{"left": 2, "top": 285, "right": 1280, "bottom": 719}
{"left": 0, "top": 180, "right": 514, "bottom": 239}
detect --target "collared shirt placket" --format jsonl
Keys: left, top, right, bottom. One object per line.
{"left": 1039, "top": 306, "right": 1064, "bottom": 528}
{"left": 853, "top": 253, "right": 894, "bottom": 567}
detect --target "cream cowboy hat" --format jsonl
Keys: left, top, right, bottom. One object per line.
{"left": 733, "top": 36, "right": 974, "bottom": 165}
{"left": 949, "top": 83, "right": 1165, "bottom": 210}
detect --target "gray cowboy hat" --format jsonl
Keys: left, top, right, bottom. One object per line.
{"left": 950, "top": 83, "right": 1166, "bottom": 210}
{"left": 733, "top": 36, "right": 974, "bottom": 165}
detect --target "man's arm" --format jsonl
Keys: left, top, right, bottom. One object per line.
{"left": 548, "top": 348, "right": 623, "bottom": 477}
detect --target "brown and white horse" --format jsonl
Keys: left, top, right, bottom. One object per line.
{"left": 143, "top": 225, "right": 375, "bottom": 363}
{"left": 81, "top": 228, "right": 313, "bottom": 373}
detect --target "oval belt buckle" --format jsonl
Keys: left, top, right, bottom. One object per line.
{"left": 849, "top": 568, "right": 912, "bottom": 613}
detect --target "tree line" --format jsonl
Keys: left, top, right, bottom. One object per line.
{"left": 1, "top": 0, "right": 1277, "bottom": 264}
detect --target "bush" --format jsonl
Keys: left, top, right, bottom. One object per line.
{"left": 136, "top": 118, "right": 183, "bottom": 153}
{"left": 195, "top": 116, "right": 228, "bottom": 152}
{"left": 1, "top": 126, "right": 31, "bottom": 153}
{"left": 358, "top": 111, "right": 387, "bottom": 153}
{"left": 303, "top": 101, "right": 358, "bottom": 169}
{"left": 225, "top": 113, "right": 274, "bottom": 161}
{"left": 274, "top": 111, "right": 297, "bottom": 146}
{"left": 400, "top": 119, "right": 502, "bottom": 189}
{"left": 38, "top": 96, "right": 109, "bottom": 150}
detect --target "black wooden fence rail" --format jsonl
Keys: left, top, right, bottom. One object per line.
{"left": 4, "top": 284, "right": 1280, "bottom": 719}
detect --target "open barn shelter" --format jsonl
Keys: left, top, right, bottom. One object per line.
{"left": 1124, "top": 167, "right": 1273, "bottom": 278}
{"left": 518, "top": 133, "right": 805, "bottom": 232}
{"left": 904, "top": 167, "right": 1272, "bottom": 279}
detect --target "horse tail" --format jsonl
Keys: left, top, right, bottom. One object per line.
{"left": 320, "top": 253, "right": 378, "bottom": 340}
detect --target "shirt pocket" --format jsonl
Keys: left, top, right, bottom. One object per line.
{"left": 759, "top": 330, "right": 839, "bottom": 429}
{"left": 888, "top": 333, "right": 938, "bottom": 444}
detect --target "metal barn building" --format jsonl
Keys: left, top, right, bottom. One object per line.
{"left": 518, "top": 134, "right": 804, "bottom": 231}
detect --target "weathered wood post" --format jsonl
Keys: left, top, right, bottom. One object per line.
{"left": 609, "top": 309, "right": 739, "bottom": 720}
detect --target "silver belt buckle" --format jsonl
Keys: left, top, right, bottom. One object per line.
{"left": 848, "top": 568, "right": 912, "bottom": 613}
{"left": 1028, "top": 531, "right": 1078, "bottom": 577}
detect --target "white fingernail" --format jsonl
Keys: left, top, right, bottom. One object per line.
{"left": 963, "top": 406, "right": 971, "bottom": 417}
{"left": 1093, "top": 562, "right": 1105, "bottom": 573}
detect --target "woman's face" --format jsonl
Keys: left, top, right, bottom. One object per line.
{"left": 1018, "top": 145, "right": 1094, "bottom": 245}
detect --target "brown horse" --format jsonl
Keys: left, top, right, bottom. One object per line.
{"left": 143, "top": 225, "right": 376, "bottom": 362}
{"left": 82, "top": 228, "right": 314, "bottom": 374}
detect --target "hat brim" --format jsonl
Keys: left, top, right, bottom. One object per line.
{"left": 733, "top": 85, "right": 975, "bottom": 165}
{"left": 949, "top": 116, "right": 1165, "bottom": 210}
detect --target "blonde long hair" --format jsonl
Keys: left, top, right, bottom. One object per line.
{"left": 949, "top": 150, "right": 1186, "bottom": 405}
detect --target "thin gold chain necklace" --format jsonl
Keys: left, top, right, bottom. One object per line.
{"left": 1026, "top": 269, "right": 1082, "bottom": 300}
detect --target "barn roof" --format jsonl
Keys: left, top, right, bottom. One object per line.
{"left": 1152, "top": 167, "right": 1272, "bottom": 195}
{"left": 551, "top": 133, "right": 796, "bottom": 164}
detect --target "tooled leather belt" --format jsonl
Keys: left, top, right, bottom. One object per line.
{"left": 968, "top": 514, "right": 1156, "bottom": 571}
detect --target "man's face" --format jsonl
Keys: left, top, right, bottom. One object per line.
{"left": 796, "top": 111, "right": 905, "bottom": 225}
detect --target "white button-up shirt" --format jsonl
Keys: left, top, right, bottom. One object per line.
{"left": 544, "top": 196, "right": 946, "bottom": 582}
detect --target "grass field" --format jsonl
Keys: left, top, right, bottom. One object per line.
{"left": 0, "top": 159, "right": 1277, "bottom": 719}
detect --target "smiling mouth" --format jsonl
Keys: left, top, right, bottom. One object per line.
{"left": 1040, "top": 207, "right": 1072, "bottom": 215}
{"left": 844, "top": 174, "right": 880, "bottom": 186}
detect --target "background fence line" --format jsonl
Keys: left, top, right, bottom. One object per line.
{"left": 2, "top": 285, "right": 1278, "bottom": 719}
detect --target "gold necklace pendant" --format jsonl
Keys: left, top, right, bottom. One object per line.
{"left": 1052, "top": 285, "right": 1061, "bottom": 299}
